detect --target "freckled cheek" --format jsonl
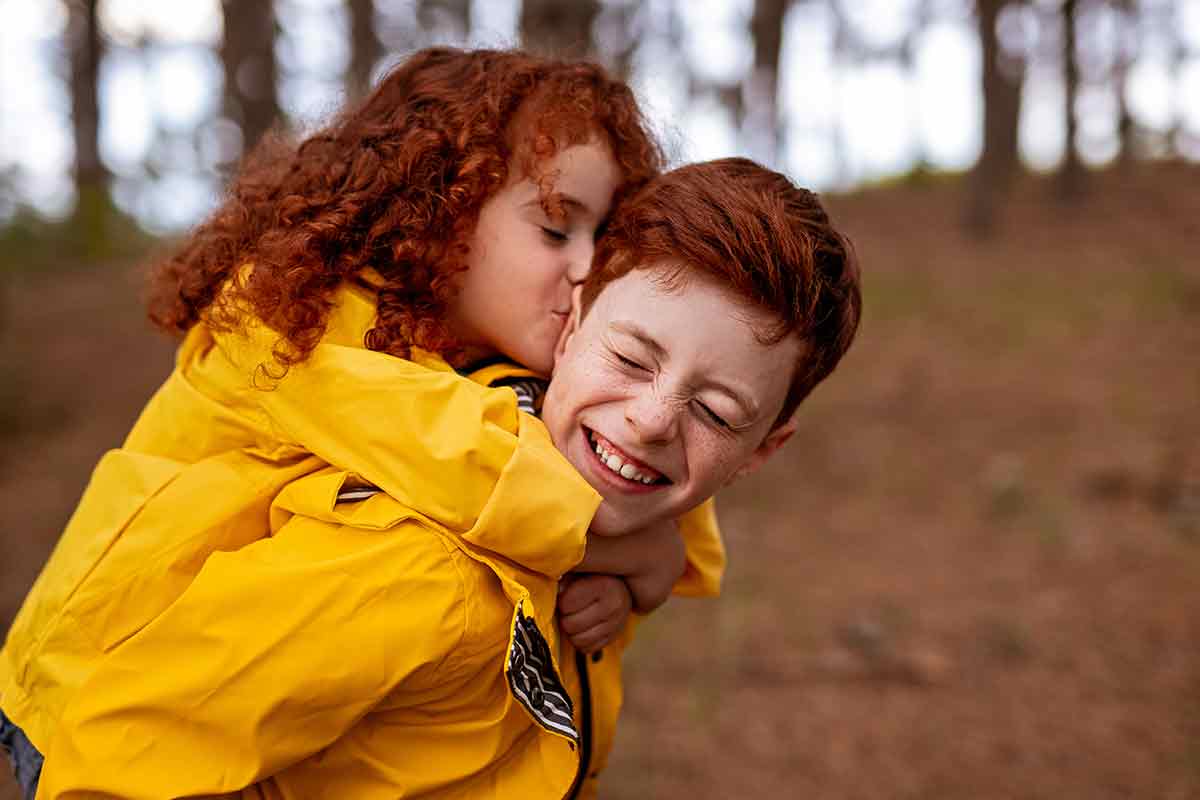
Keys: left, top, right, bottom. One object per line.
{"left": 684, "top": 436, "right": 739, "bottom": 489}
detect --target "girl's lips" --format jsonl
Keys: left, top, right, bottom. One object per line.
{"left": 579, "top": 427, "right": 668, "bottom": 495}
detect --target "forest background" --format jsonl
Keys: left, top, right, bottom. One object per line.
{"left": 2, "top": 1, "right": 1199, "bottom": 797}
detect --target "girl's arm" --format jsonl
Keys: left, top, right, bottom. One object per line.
{"left": 573, "top": 498, "right": 725, "bottom": 610}
{"left": 188, "top": 290, "right": 592, "bottom": 580}
{"left": 559, "top": 499, "right": 725, "bottom": 652}
{"left": 221, "top": 323, "right": 525, "bottom": 536}
{"left": 36, "top": 514, "right": 469, "bottom": 799}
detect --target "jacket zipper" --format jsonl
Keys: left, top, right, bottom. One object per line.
{"left": 564, "top": 649, "right": 593, "bottom": 800}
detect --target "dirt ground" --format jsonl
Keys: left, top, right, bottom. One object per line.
{"left": 2, "top": 163, "right": 1198, "bottom": 798}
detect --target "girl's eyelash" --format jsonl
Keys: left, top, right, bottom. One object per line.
{"left": 540, "top": 226, "right": 568, "bottom": 243}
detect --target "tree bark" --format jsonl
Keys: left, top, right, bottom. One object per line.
{"left": 1057, "top": 0, "right": 1085, "bottom": 200}
{"left": 1112, "top": 0, "right": 1136, "bottom": 165}
{"left": 745, "top": 0, "right": 789, "bottom": 165}
{"left": 520, "top": 0, "right": 600, "bottom": 59}
{"left": 1167, "top": 2, "right": 1184, "bottom": 157}
{"left": 418, "top": 0, "right": 472, "bottom": 42}
{"left": 965, "top": 0, "right": 1024, "bottom": 235}
{"left": 67, "top": 0, "right": 107, "bottom": 192}
{"left": 221, "top": 0, "right": 280, "bottom": 156}
{"left": 347, "top": 0, "right": 382, "bottom": 101}
{"left": 828, "top": 0, "right": 853, "bottom": 187}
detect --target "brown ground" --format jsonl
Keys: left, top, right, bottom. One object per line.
{"left": 2, "top": 164, "right": 1198, "bottom": 798}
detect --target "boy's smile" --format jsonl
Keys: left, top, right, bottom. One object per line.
{"left": 542, "top": 266, "right": 802, "bottom": 537}
{"left": 587, "top": 430, "right": 669, "bottom": 487}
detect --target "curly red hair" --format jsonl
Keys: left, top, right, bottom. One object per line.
{"left": 147, "top": 47, "right": 663, "bottom": 368}
{"left": 582, "top": 158, "right": 862, "bottom": 427}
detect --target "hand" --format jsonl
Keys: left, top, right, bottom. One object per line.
{"left": 557, "top": 574, "right": 634, "bottom": 653}
{"left": 575, "top": 519, "right": 686, "bottom": 614}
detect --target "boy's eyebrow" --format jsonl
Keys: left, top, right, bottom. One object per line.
{"left": 611, "top": 321, "right": 760, "bottom": 421}
{"left": 611, "top": 320, "right": 666, "bottom": 359}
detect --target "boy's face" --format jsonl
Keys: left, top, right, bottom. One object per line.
{"left": 542, "top": 266, "right": 802, "bottom": 536}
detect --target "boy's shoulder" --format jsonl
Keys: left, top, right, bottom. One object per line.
{"left": 462, "top": 358, "right": 542, "bottom": 387}
{"left": 463, "top": 359, "right": 548, "bottom": 416}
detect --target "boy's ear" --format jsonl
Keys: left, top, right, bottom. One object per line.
{"left": 723, "top": 415, "right": 797, "bottom": 486}
{"left": 553, "top": 286, "right": 584, "bottom": 367}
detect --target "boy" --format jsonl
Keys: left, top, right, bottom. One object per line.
{"left": 33, "top": 158, "right": 860, "bottom": 798}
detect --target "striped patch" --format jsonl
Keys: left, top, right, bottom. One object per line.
{"left": 495, "top": 378, "right": 548, "bottom": 416}
{"left": 334, "top": 486, "right": 381, "bottom": 503}
{"left": 507, "top": 602, "right": 577, "bottom": 741}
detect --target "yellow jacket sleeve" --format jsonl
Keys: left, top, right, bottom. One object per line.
{"left": 217, "top": 322, "right": 521, "bottom": 536}
{"left": 37, "top": 515, "right": 469, "bottom": 800}
{"left": 673, "top": 499, "right": 725, "bottom": 597}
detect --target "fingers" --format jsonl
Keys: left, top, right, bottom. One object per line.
{"left": 560, "top": 594, "right": 616, "bottom": 635}
{"left": 567, "top": 621, "right": 619, "bottom": 654}
{"left": 559, "top": 573, "right": 631, "bottom": 616}
{"left": 557, "top": 575, "right": 633, "bottom": 651}
{"left": 558, "top": 574, "right": 605, "bottom": 616}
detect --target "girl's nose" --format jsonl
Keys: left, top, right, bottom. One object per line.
{"left": 565, "top": 239, "right": 593, "bottom": 286}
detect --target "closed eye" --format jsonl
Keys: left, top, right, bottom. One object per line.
{"left": 696, "top": 401, "right": 731, "bottom": 429}
{"left": 540, "top": 226, "right": 568, "bottom": 244}
{"left": 615, "top": 352, "right": 647, "bottom": 371}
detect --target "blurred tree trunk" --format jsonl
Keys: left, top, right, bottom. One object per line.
{"left": 828, "top": 0, "right": 853, "bottom": 186}
{"left": 67, "top": 0, "right": 107, "bottom": 200}
{"left": 1167, "top": 2, "right": 1184, "bottom": 156}
{"left": 418, "top": 0, "right": 472, "bottom": 42}
{"left": 965, "top": 0, "right": 1023, "bottom": 235}
{"left": 520, "top": 0, "right": 600, "bottom": 58}
{"left": 221, "top": 0, "right": 280, "bottom": 156}
{"left": 1114, "top": 61, "right": 1135, "bottom": 165}
{"left": 1057, "top": 0, "right": 1085, "bottom": 200}
{"left": 347, "top": 0, "right": 382, "bottom": 101}
{"left": 745, "top": 0, "right": 789, "bottom": 165}
{"left": 1112, "top": 0, "right": 1136, "bottom": 165}
{"left": 594, "top": 3, "right": 639, "bottom": 80}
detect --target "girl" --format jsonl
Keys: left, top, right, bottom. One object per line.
{"left": 0, "top": 48, "right": 723, "bottom": 798}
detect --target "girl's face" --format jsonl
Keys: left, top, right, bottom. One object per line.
{"left": 447, "top": 140, "right": 622, "bottom": 376}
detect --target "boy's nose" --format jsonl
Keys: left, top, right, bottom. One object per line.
{"left": 625, "top": 390, "right": 679, "bottom": 444}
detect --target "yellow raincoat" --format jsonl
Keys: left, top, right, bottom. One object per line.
{"left": 0, "top": 279, "right": 723, "bottom": 798}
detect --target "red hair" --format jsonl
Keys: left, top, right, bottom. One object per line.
{"left": 146, "top": 47, "right": 662, "bottom": 368}
{"left": 583, "top": 158, "right": 862, "bottom": 426}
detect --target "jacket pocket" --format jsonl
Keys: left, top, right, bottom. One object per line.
{"left": 269, "top": 467, "right": 426, "bottom": 533}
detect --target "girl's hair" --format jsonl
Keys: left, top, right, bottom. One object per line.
{"left": 582, "top": 158, "right": 862, "bottom": 428}
{"left": 147, "top": 47, "right": 662, "bottom": 367}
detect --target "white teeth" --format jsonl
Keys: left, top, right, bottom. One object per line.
{"left": 590, "top": 431, "right": 661, "bottom": 484}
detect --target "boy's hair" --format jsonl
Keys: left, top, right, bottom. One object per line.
{"left": 147, "top": 47, "right": 662, "bottom": 368}
{"left": 582, "top": 158, "right": 862, "bottom": 428}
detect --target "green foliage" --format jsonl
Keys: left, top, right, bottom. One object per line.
{"left": 0, "top": 188, "right": 156, "bottom": 274}
{"left": 857, "top": 161, "right": 964, "bottom": 192}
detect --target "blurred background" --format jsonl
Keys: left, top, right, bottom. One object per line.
{"left": 1, "top": 1, "right": 1198, "bottom": 797}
